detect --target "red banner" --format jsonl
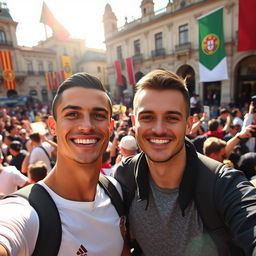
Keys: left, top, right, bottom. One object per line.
{"left": 45, "top": 72, "right": 53, "bottom": 90}
{"left": 40, "top": 2, "right": 70, "bottom": 41}
{"left": 58, "top": 70, "right": 65, "bottom": 83}
{"left": 125, "top": 57, "right": 135, "bottom": 85}
{"left": 238, "top": 0, "right": 256, "bottom": 51}
{"left": 0, "top": 51, "right": 16, "bottom": 90}
{"left": 52, "top": 71, "right": 58, "bottom": 89}
{"left": 115, "top": 60, "right": 123, "bottom": 86}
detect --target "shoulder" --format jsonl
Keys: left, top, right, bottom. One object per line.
{"left": 2, "top": 165, "right": 19, "bottom": 174}
{"left": 0, "top": 196, "right": 39, "bottom": 255}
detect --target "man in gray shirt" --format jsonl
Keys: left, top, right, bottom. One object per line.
{"left": 115, "top": 69, "right": 256, "bottom": 256}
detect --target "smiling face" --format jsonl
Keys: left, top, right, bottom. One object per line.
{"left": 133, "top": 88, "right": 192, "bottom": 163}
{"left": 49, "top": 87, "right": 112, "bottom": 165}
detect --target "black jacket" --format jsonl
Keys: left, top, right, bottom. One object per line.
{"left": 114, "top": 139, "right": 256, "bottom": 256}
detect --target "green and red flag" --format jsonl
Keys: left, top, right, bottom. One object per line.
{"left": 40, "top": 2, "right": 70, "bottom": 41}
{"left": 198, "top": 7, "right": 228, "bottom": 82}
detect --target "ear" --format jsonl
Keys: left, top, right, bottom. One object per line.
{"left": 109, "top": 119, "right": 115, "bottom": 136}
{"left": 131, "top": 114, "right": 135, "bottom": 127}
{"left": 47, "top": 116, "right": 56, "bottom": 136}
{"left": 186, "top": 116, "right": 193, "bottom": 134}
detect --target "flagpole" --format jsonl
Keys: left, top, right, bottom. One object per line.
{"left": 44, "top": 24, "right": 48, "bottom": 40}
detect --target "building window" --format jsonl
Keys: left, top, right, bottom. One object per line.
{"left": 0, "top": 30, "right": 6, "bottom": 42}
{"left": 48, "top": 62, "right": 53, "bottom": 72}
{"left": 97, "top": 66, "right": 101, "bottom": 73}
{"left": 155, "top": 32, "right": 163, "bottom": 50}
{"left": 38, "top": 62, "right": 44, "bottom": 74}
{"left": 27, "top": 61, "right": 34, "bottom": 75}
{"left": 179, "top": 24, "right": 188, "bottom": 45}
{"left": 134, "top": 40, "right": 141, "bottom": 55}
{"left": 117, "top": 46, "right": 123, "bottom": 60}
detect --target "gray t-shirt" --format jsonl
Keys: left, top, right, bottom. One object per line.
{"left": 129, "top": 178, "right": 218, "bottom": 256}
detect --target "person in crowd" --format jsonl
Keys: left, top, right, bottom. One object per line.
{"left": 114, "top": 69, "right": 256, "bottom": 255}
{"left": 19, "top": 128, "right": 29, "bottom": 150}
{"left": 0, "top": 72, "right": 130, "bottom": 256}
{"left": 0, "top": 149, "right": 29, "bottom": 197}
{"left": 232, "top": 108, "right": 244, "bottom": 127}
{"left": 4, "top": 124, "right": 22, "bottom": 143}
{"left": 101, "top": 149, "right": 113, "bottom": 176}
{"left": 203, "top": 137, "right": 227, "bottom": 163}
{"left": 217, "top": 107, "right": 229, "bottom": 128}
{"left": 190, "top": 92, "right": 200, "bottom": 115}
{"left": 113, "top": 135, "right": 138, "bottom": 171}
{"left": 188, "top": 112, "right": 206, "bottom": 139}
{"left": 242, "top": 101, "right": 256, "bottom": 152}
{"left": 8, "top": 140, "right": 27, "bottom": 172}
{"left": 27, "top": 161, "right": 47, "bottom": 183}
{"left": 21, "top": 132, "right": 55, "bottom": 174}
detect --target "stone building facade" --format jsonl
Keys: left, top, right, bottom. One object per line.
{"left": 103, "top": 0, "right": 256, "bottom": 107}
{"left": 0, "top": 2, "right": 106, "bottom": 103}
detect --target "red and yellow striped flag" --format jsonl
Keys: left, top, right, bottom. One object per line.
{"left": 52, "top": 71, "right": 58, "bottom": 89}
{"left": 45, "top": 72, "right": 53, "bottom": 90}
{"left": 0, "top": 51, "right": 16, "bottom": 90}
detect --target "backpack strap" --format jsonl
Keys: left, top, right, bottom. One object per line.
{"left": 98, "top": 174, "right": 124, "bottom": 217}
{"left": 38, "top": 146, "right": 51, "bottom": 162}
{"left": 9, "top": 184, "right": 62, "bottom": 256}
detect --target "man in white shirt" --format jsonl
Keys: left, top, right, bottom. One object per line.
{"left": 0, "top": 150, "right": 29, "bottom": 197}
{"left": 0, "top": 73, "right": 130, "bottom": 256}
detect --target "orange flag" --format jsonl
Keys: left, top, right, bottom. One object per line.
{"left": 45, "top": 72, "right": 53, "bottom": 90}
{"left": 0, "top": 51, "right": 16, "bottom": 90}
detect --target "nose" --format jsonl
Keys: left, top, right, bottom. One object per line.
{"left": 152, "top": 118, "right": 166, "bottom": 135}
{"left": 78, "top": 115, "right": 95, "bottom": 132}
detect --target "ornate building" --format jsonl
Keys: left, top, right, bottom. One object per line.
{"left": 0, "top": 2, "right": 106, "bottom": 102}
{"left": 103, "top": 0, "right": 256, "bottom": 106}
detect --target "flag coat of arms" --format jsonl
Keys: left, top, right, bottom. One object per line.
{"left": 0, "top": 51, "right": 16, "bottom": 90}
{"left": 61, "top": 56, "right": 72, "bottom": 79}
{"left": 198, "top": 7, "right": 228, "bottom": 82}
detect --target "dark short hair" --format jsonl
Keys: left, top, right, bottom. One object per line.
{"left": 28, "top": 161, "right": 47, "bottom": 182}
{"left": 52, "top": 72, "right": 112, "bottom": 119}
{"left": 133, "top": 69, "right": 190, "bottom": 116}
{"left": 29, "top": 132, "right": 41, "bottom": 143}
{"left": 9, "top": 140, "right": 22, "bottom": 152}
{"left": 208, "top": 119, "right": 220, "bottom": 131}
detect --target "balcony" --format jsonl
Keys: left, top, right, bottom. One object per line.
{"left": 133, "top": 54, "right": 143, "bottom": 63}
{"left": 175, "top": 42, "right": 191, "bottom": 54}
{"left": 0, "top": 40, "right": 13, "bottom": 47}
{"left": 151, "top": 48, "right": 166, "bottom": 58}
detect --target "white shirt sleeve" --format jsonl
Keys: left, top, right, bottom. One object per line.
{"left": 12, "top": 167, "right": 29, "bottom": 187}
{"left": 0, "top": 197, "right": 39, "bottom": 256}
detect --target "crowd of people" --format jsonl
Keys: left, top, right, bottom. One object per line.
{"left": 0, "top": 70, "right": 256, "bottom": 255}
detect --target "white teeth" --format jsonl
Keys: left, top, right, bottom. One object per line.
{"left": 150, "top": 139, "right": 169, "bottom": 144}
{"left": 74, "top": 139, "right": 97, "bottom": 145}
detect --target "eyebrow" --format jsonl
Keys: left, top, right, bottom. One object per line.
{"left": 138, "top": 110, "right": 182, "bottom": 116}
{"left": 61, "top": 105, "right": 109, "bottom": 114}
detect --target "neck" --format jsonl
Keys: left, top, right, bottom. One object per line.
{"left": 147, "top": 146, "right": 186, "bottom": 189}
{"left": 44, "top": 158, "right": 101, "bottom": 202}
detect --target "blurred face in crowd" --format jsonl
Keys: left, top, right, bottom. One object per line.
{"left": 133, "top": 88, "right": 192, "bottom": 163}
{"left": 48, "top": 87, "right": 113, "bottom": 165}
